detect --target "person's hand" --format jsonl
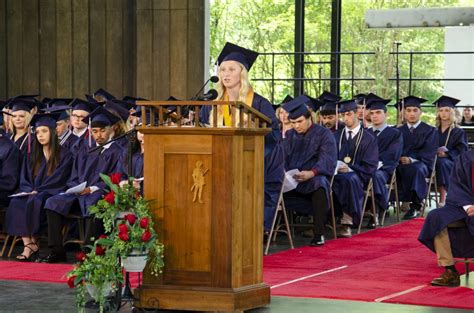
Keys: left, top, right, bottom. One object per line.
{"left": 400, "top": 156, "right": 411, "bottom": 165}
{"left": 466, "top": 205, "right": 474, "bottom": 217}
{"left": 132, "top": 180, "right": 141, "bottom": 190}
{"left": 293, "top": 170, "right": 314, "bottom": 182}
{"left": 79, "top": 187, "right": 91, "bottom": 195}
{"left": 337, "top": 163, "right": 349, "bottom": 173}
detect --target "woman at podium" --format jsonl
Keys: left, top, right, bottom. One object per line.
{"left": 202, "top": 42, "right": 280, "bottom": 157}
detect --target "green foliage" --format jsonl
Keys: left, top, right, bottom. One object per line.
{"left": 210, "top": 0, "right": 466, "bottom": 124}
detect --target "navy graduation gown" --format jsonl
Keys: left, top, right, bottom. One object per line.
{"left": 368, "top": 127, "right": 403, "bottom": 211}
{"left": 263, "top": 140, "right": 285, "bottom": 231}
{"left": 0, "top": 130, "right": 21, "bottom": 206}
{"left": 44, "top": 142, "right": 123, "bottom": 217}
{"left": 436, "top": 127, "right": 468, "bottom": 189}
{"left": 419, "top": 150, "right": 474, "bottom": 255}
{"left": 333, "top": 128, "right": 378, "bottom": 225}
{"left": 10, "top": 132, "right": 30, "bottom": 157}
{"left": 282, "top": 124, "right": 337, "bottom": 215}
{"left": 6, "top": 148, "right": 73, "bottom": 236}
{"left": 71, "top": 129, "right": 95, "bottom": 153}
{"left": 59, "top": 129, "right": 79, "bottom": 152}
{"left": 200, "top": 92, "right": 281, "bottom": 156}
{"left": 397, "top": 122, "right": 438, "bottom": 203}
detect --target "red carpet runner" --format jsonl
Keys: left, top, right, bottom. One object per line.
{"left": 0, "top": 219, "right": 472, "bottom": 309}
{"left": 264, "top": 218, "right": 474, "bottom": 310}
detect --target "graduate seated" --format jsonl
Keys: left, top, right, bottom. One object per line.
{"left": 332, "top": 100, "right": 378, "bottom": 238}
{"left": 40, "top": 107, "right": 124, "bottom": 263}
{"left": 366, "top": 94, "right": 403, "bottom": 227}
{"left": 433, "top": 96, "right": 468, "bottom": 207}
{"left": 7, "top": 98, "right": 36, "bottom": 156}
{"left": 396, "top": 96, "right": 438, "bottom": 219}
{"left": 69, "top": 98, "right": 98, "bottom": 151}
{"left": 460, "top": 106, "right": 473, "bottom": 126}
{"left": 354, "top": 93, "right": 367, "bottom": 125}
{"left": 45, "top": 105, "right": 79, "bottom": 151}
{"left": 5, "top": 113, "right": 73, "bottom": 261}
{"left": 317, "top": 91, "right": 344, "bottom": 133}
{"left": 419, "top": 150, "right": 474, "bottom": 287}
{"left": 280, "top": 95, "right": 337, "bottom": 246}
{"left": 275, "top": 95, "right": 293, "bottom": 138}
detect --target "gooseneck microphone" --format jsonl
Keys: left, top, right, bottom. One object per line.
{"left": 196, "top": 89, "right": 218, "bottom": 101}
{"left": 191, "top": 76, "right": 219, "bottom": 100}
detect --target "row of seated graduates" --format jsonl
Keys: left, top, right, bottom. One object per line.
{"left": 0, "top": 89, "right": 145, "bottom": 263}
{"left": 263, "top": 91, "right": 470, "bottom": 246}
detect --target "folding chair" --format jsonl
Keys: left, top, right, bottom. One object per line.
{"left": 62, "top": 213, "right": 86, "bottom": 248}
{"left": 357, "top": 178, "right": 376, "bottom": 234}
{"left": 455, "top": 258, "right": 474, "bottom": 278}
{"left": 264, "top": 186, "right": 294, "bottom": 255}
{"left": 421, "top": 155, "right": 438, "bottom": 217}
{"left": 381, "top": 170, "right": 400, "bottom": 226}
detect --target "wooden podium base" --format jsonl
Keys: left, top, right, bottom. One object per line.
{"left": 134, "top": 283, "right": 270, "bottom": 312}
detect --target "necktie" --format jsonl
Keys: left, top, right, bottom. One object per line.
{"left": 347, "top": 130, "right": 353, "bottom": 144}
{"left": 409, "top": 126, "right": 415, "bottom": 133}
{"left": 374, "top": 130, "right": 380, "bottom": 136}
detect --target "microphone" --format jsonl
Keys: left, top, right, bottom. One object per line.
{"left": 191, "top": 76, "right": 219, "bottom": 100}
{"left": 196, "top": 89, "right": 218, "bottom": 101}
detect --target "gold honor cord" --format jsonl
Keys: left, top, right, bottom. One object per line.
{"left": 339, "top": 127, "right": 364, "bottom": 165}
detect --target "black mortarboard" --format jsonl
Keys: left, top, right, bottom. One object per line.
{"left": 70, "top": 98, "right": 98, "bottom": 112}
{"left": 82, "top": 106, "right": 121, "bottom": 127}
{"left": 30, "top": 112, "right": 61, "bottom": 129}
{"left": 272, "top": 95, "right": 293, "bottom": 111}
{"left": 44, "top": 105, "right": 70, "bottom": 121}
{"left": 317, "top": 91, "right": 341, "bottom": 104}
{"left": 365, "top": 98, "right": 391, "bottom": 111}
{"left": 104, "top": 100, "right": 130, "bottom": 122}
{"left": 93, "top": 88, "right": 116, "bottom": 101}
{"left": 338, "top": 99, "right": 358, "bottom": 113}
{"left": 395, "top": 95, "right": 427, "bottom": 109}
{"left": 433, "top": 95, "right": 460, "bottom": 108}
{"left": 354, "top": 93, "right": 367, "bottom": 105}
{"left": 282, "top": 95, "right": 310, "bottom": 119}
{"left": 217, "top": 42, "right": 259, "bottom": 71}
{"left": 320, "top": 102, "right": 339, "bottom": 115}
{"left": 304, "top": 94, "right": 323, "bottom": 111}
{"left": 46, "top": 98, "right": 73, "bottom": 108}
{"left": 9, "top": 98, "right": 37, "bottom": 112}
{"left": 122, "top": 96, "right": 147, "bottom": 108}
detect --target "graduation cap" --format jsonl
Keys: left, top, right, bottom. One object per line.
{"left": 104, "top": 100, "right": 130, "bottom": 122}
{"left": 304, "top": 94, "right": 323, "bottom": 111}
{"left": 317, "top": 91, "right": 341, "bottom": 104}
{"left": 433, "top": 95, "right": 460, "bottom": 108}
{"left": 337, "top": 99, "right": 358, "bottom": 113}
{"left": 44, "top": 105, "right": 71, "bottom": 121}
{"left": 82, "top": 106, "right": 121, "bottom": 127}
{"left": 70, "top": 98, "right": 98, "bottom": 113}
{"left": 93, "top": 88, "right": 116, "bottom": 101}
{"left": 395, "top": 95, "right": 427, "bottom": 110}
{"left": 46, "top": 98, "right": 73, "bottom": 108}
{"left": 354, "top": 93, "right": 367, "bottom": 105}
{"left": 122, "top": 96, "right": 147, "bottom": 108}
{"left": 217, "top": 42, "right": 259, "bottom": 71}
{"left": 9, "top": 98, "right": 38, "bottom": 112}
{"left": 365, "top": 98, "right": 391, "bottom": 111}
{"left": 272, "top": 95, "right": 293, "bottom": 111}
{"left": 30, "top": 112, "right": 62, "bottom": 129}
{"left": 320, "top": 102, "right": 339, "bottom": 115}
{"left": 282, "top": 95, "right": 310, "bottom": 119}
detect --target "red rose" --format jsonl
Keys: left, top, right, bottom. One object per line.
{"left": 141, "top": 230, "right": 152, "bottom": 242}
{"left": 118, "top": 232, "right": 129, "bottom": 241}
{"left": 118, "top": 223, "right": 128, "bottom": 233}
{"left": 95, "top": 245, "right": 106, "bottom": 256}
{"left": 139, "top": 217, "right": 149, "bottom": 229}
{"left": 110, "top": 173, "right": 122, "bottom": 185}
{"left": 99, "top": 234, "right": 108, "bottom": 239}
{"left": 104, "top": 191, "right": 115, "bottom": 204}
{"left": 135, "top": 191, "right": 140, "bottom": 199}
{"left": 67, "top": 275, "right": 76, "bottom": 288}
{"left": 124, "top": 214, "right": 137, "bottom": 225}
{"left": 75, "top": 251, "right": 86, "bottom": 263}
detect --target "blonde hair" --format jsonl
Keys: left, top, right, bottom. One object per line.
{"left": 11, "top": 110, "right": 33, "bottom": 134}
{"left": 216, "top": 61, "right": 251, "bottom": 101}
{"left": 436, "top": 107, "right": 457, "bottom": 128}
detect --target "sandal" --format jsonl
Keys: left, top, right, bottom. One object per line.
{"left": 16, "top": 243, "right": 39, "bottom": 262}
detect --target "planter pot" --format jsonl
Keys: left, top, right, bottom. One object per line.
{"left": 121, "top": 250, "right": 148, "bottom": 272}
{"left": 86, "top": 282, "right": 114, "bottom": 301}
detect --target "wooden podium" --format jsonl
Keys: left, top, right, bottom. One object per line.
{"left": 134, "top": 100, "right": 271, "bottom": 312}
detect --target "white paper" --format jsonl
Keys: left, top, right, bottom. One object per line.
{"left": 134, "top": 177, "right": 144, "bottom": 182}
{"left": 9, "top": 191, "right": 36, "bottom": 198}
{"left": 62, "top": 181, "right": 87, "bottom": 195}
{"left": 335, "top": 160, "right": 354, "bottom": 174}
{"left": 282, "top": 169, "right": 301, "bottom": 193}
{"left": 377, "top": 161, "right": 384, "bottom": 170}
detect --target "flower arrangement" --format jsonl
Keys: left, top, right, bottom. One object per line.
{"left": 67, "top": 237, "right": 123, "bottom": 313}
{"left": 88, "top": 173, "right": 164, "bottom": 276}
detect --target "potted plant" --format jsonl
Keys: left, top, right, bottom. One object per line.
{"left": 67, "top": 237, "right": 123, "bottom": 313}
{"left": 89, "top": 173, "right": 164, "bottom": 276}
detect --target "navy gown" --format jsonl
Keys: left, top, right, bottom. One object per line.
{"left": 367, "top": 127, "right": 403, "bottom": 211}
{"left": 419, "top": 150, "right": 474, "bottom": 257}
{"left": 333, "top": 128, "right": 378, "bottom": 226}
{"left": 6, "top": 148, "right": 73, "bottom": 236}
{"left": 119, "top": 150, "right": 144, "bottom": 193}
{"left": 10, "top": 132, "right": 30, "bottom": 157}
{"left": 44, "top": 142, "right": 123, "bottom": 218}
{"left": 436, "top": 127, "right": 468, "bottom": 189}
{"left": 0, "top": 130, "right": 21, "bottom": 206}
{"left": 397, "top": 122, "right": 438, "bottom": 204}
{"left": 263, "top": 140, "right": 285, "bottom": 231}
{"left": 59, "top": 129, "right": 79, "bottom": 152}
{"left": 282, "top": 124, "right": 337, "bottom": 216}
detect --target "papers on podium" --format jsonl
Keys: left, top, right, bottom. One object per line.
{"left": 282, "top": 169, "right": 301, "bottom": 193}
{"left": 61, "top": 181, "right": 87, "bottom": 195}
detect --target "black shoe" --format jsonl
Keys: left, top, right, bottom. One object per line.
{"left": 310, "top": 234, "right": 325, "bottom": 246}
{"left": 402, "top": 207, "right": 418, "bottom": 220}
{"left": 38, "top": 252, "right": 67, "bottom": 263}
